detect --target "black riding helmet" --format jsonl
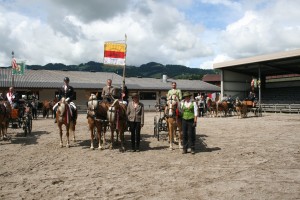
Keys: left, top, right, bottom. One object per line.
{"left": 64, "top": 77, "right": 70, "bottom": 82}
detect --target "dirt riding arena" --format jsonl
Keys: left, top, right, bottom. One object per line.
{"left": 1, "top": 112, "right": 300, "bottom": 200}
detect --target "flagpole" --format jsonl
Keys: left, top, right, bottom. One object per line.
{"left": 11, "top": 51, "right": 15, "bottom": 88}
{"left": 122, "top": 34, "right": 127, "bottom": 91}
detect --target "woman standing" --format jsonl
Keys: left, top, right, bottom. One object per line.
{"left": 180, "top": 91, "right": 198, "bottom": 154}
{"left": 127, "top": 93, "right": 144, "bottom": 152}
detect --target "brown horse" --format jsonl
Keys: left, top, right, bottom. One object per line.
{"left": 165, "top": 95, "right": 182, "bottom": 150}
{"left": 87, "top": 94, "right": 109, "bottom": 150}
{"left": 207, "top": 98, "right": 229, "bottom": 117}
{"left": 56, "top": 97, "right": 76, "bottom": 148}
{"left": 107, "top": 99, "right": 127, "bottom": 152}
{"left": 0, "top": 102, "right": 10, "bottom": 140}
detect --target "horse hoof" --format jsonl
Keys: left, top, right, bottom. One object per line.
{"left": 90, "top": 147, "right": 94, "bottom": 150}
{"left": 169, "top": 147, "right": 174, "bottom": 150}
{"left": 66, "top": 144, "right": 70, "bottom": 148}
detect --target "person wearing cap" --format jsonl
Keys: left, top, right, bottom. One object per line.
{"left": 167, "top": 82, "right": 182, "bottom": 101}
{"left": 127, "top": 93, "right": 144, "bottom": 152}
{"left": 180, "top": 91, "right": 198, "bottom": 154}
{"left": 53, "top": 77, "right": 77, "bottom": 123}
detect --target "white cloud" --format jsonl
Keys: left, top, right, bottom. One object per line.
{"left": 0, "top": 0, "right": 300, "bottom": 70}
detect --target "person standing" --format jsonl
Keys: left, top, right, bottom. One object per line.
{"left": 167, "top": 82, "right": 182, "bottom": 101}
{"left": 127, "top": 93, "right": 144, "bottom": 152}
{"left": 180, "top": 91, "right": 198, "bottom": 154}
{"left": 31, "top": 98, "right": 38, "bottom": 119}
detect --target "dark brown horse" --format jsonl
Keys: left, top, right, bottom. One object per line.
{"left": 56, "top": 98, "right": 76, "bottom": 148}
{"left": 0, "top": 102, "right": 10, "bottom": 140}
{"left": 87, "top": 94, "right": 109, "bottom": 150}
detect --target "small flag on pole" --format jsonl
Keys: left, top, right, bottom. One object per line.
{"left": 12, "top": 59, "right": 25, "bottom": 75}
{"left": 103, "top": 42, "right": 127, "bottom": 66}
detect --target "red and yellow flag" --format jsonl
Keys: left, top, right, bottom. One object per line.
{"left": 103, "top": 42, "right": 127, "bottom": 66}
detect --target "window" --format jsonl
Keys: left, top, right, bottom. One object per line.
{"left": 139, "top": 92, "right": 156, "bottom": 100}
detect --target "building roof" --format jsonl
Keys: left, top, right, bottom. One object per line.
{"left": 0, "top": 68, "right": 220, "bottom": 92}
{"left": 202, "top": 74, "right": 221, "bottom": 82}
{"left": 213, "top": 49, "right": 300, "bottom": 76}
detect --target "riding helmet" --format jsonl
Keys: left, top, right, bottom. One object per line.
{"left": 64, "top": 77, "right": 70, "bottom": 82}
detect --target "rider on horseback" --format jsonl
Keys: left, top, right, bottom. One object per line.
{"left": 167, "top": 82, "right": 182, "bottom": 101}
{"left": 53, "top": 77, "right": 77, "bottom": 123}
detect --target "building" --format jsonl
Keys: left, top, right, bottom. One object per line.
{"left": 0, "top": 68, "right": 220, "bottom": 110}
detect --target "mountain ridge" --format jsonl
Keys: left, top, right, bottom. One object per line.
{"left": 25, "top": 61, "right": 218, "bottom": 80}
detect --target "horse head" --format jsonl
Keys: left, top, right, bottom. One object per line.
{"left": 87, "top": 94, "right": 98, "bottom": 117}
{"left": 107, "top": 99, "right": 119, "bottom": 123}
{"left": 165, "top": 95, "right": 179, "bottom": 117}
{"left": 57, "top": 97, "right": 68, "bottom": 123}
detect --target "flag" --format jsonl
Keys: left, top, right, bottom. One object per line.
{"left": 12, "top": 61, "right": 25, "bottom": 75}
{"left": 103, "top": 42, "right": 126, "bottom": 66}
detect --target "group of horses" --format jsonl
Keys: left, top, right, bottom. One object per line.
{"left": 56, "top": 94, "right": 127, "bottom": 151}
{"left": 206, "top": 97, "right": 258, "bottom": 118}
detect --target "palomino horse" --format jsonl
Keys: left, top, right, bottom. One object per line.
{"left": 165, "top": 95, "right": 182, "bottom": 150}
{"left": 107, "top": 99, "right": 127, "bottom": 152}
{"left": 87, "top": 94, "right": 109, "bottom": 150}
{"left": 56, "top": 97, "right": 76, "bottom": 148}
{"left": 0, "top": 102, "right": 10, "bottom": 140}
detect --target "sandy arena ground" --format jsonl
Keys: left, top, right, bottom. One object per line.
{"left": 0, "top": 111, "right": 300, "bottom": 200}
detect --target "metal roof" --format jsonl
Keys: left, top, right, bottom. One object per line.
{"left": 0, "top": 68, "right": 220, "bottom": 92}
{"left": 213, "top": 49, "right": 300, "bottom": 76}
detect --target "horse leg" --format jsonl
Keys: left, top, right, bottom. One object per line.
{"left": 109, "top": 124, "right": 115, "bottom": 149}
{"left": 177, "top": 120, "right": 183, "bottom": 149}
{"left": 97, "top": 122, "right": 104, "bottom": 150}
{"left": 168, "top": 119, "right": 174, "bottom": 150}
{"left": 59, "top": 127, "right": 63, "bottom": 147}
{"left": 71, "top": 121, "right": 76, "bottom": 142}
{"left": 66, "top": 124, "right": 70, "bottom": 148}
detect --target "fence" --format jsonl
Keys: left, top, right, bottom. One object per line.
{"left": 260, "top": 103, "right": 300, "bottom": 114}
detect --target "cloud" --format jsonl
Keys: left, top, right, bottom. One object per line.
{"left": 0, "top": 0, "right": 300, "bottom": 70}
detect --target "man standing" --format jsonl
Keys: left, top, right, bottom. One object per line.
{"left": 167, "top": 82, "right": 182, "bottom": 101}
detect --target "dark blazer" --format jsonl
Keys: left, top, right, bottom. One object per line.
{"left": 127, "top": 101, "right": 144, "bottom": 125}
{"left": 59, "top": 85, "right": 74, "bottom": 101}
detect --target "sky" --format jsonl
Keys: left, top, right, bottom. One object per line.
{"left": 1, "top": 0, "right": 300, "bottom": 69}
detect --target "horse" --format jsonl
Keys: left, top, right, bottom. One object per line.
{"left": 56, "top": 97, "right": 76, "bottom": 148}
{"left": 87, "top": 94, "right": 109, "bottom": 150}
{"left": 207, "top": 98, "right": 229, "bottom": 117}
{"left": 0, "top": 102, "right": 10, "bottom": 140}
{"left": 42, "top": 99, "right": 57, "bottom": 118}
{"left": 164, "top": 95, "right": 182, "bottom": 150}
{"left": 107, "top": 99, "right": 127, "bottom": 152}
{"left": 206, "top": 98, "right": 216, "bottom": 117}
{"left": 234, "top": 98, "right": 244, "bottom": 118}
